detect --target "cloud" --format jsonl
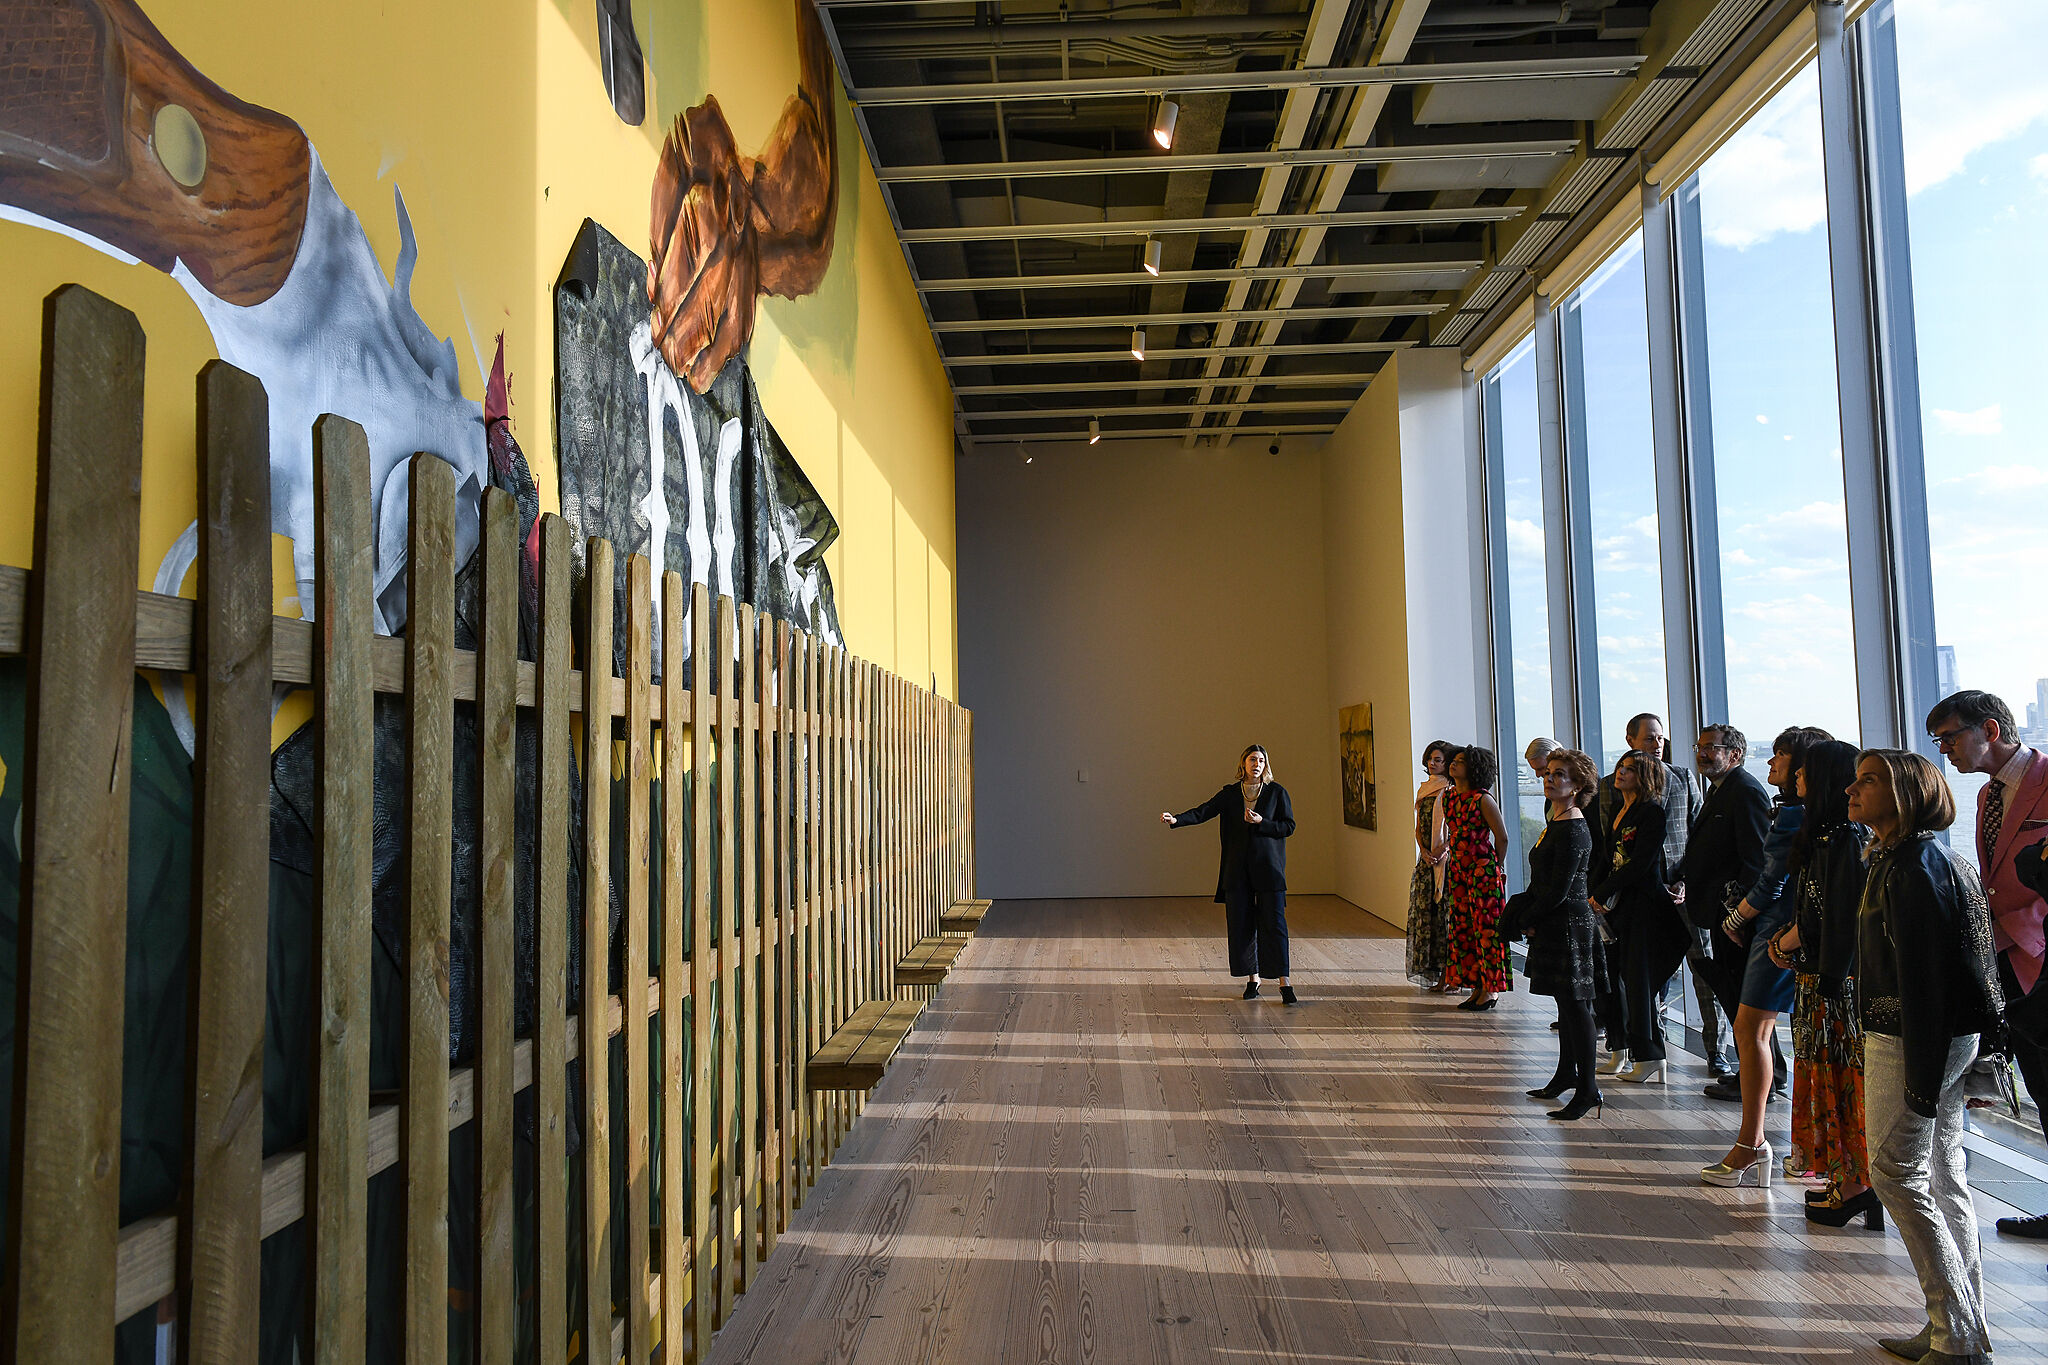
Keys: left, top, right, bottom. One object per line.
{"left": 1505, "top": 516, "right": 1545, "bottom": 557}
{"left": 2032, "top": 153, "right": 2048, "bottom": 180}
{"left": 1930, "top": 403, "right": 2003, "bottom": 436}
{"left": 1756, "top": 414, "right": 1770, "bottom": 424}
{"left": 1697, "top": 68, "right": 1828, "bottom": 249}
{"left": 1933, "top": 463, "right": 2048, "bottom": 496}
{"left": 1893, "top": 0, "right": 2048, "bottom": 196}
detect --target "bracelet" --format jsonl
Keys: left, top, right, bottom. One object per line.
{"left": 1721, "top": 907, "right": 1746, "bottom": 937}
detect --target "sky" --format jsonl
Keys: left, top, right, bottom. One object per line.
{"left": 1484, "top": 0, "right": 2048, "bottom": 840}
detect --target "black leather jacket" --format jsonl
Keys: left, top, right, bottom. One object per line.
{"left": 1788, "top": 822, "right": 1868, "bottom": 999}
{"left": 1857, "top": 832, "right": 2005, "bottom": 1117}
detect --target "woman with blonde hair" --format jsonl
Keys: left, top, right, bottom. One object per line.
{"left": 1508, "top": 747, "right": 1608, "bottom": 1120}
{"left": 1850, "top": 749, "right": 2004, "bottom": 1364}
{"left": 1162, "top": 744, "right": 1300, "bottom": 1002}
{"left": 1407, "top": 739, "right": 1457, "bottom": 989}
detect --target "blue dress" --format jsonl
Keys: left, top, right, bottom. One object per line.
{"left": 1738, "top": 801, "right": 1804, "bottom": 1012}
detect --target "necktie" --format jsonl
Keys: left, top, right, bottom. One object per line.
{"left": 1982, "top": 779, "right": 2006, "bottom": 858}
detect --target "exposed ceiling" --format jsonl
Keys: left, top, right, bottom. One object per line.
{"left": 813, "top": 0, "right": 1787, "bottom": 448}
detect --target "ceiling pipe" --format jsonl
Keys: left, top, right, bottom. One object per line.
{"left": 836, "top": 15, "right": 1312, "bottom": 48}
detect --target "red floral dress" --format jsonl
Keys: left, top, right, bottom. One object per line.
{"left": 1441, "top": 789, "right": 1510, "bottom": 992}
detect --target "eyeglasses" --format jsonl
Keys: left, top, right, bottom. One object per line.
{"left": 1928, "top": 723, "right": 1980, "bottom": 750}
{"left": 1695, "top": 741, "right": 1733, "bottom": 752}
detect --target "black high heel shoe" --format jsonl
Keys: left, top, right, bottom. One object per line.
{"left": 1805, "top": 1188, "right": 1884, "bottom": 1230}
{"left": 1243, "top": 980, "right": 1260, "bottom": 1000}
{"left": 1527, "top": 1074, "right": 1573, "bottom": 1100}
{"left": 1455, "top": 997, "right": 1498, "bottom": 1012}
{"left": 1279, "top": 985, "right": 1297, "bottom": 1004}
{"left": 1547, "top": 1090, "right": 1603, "bottom": 1121}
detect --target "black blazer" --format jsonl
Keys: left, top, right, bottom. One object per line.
{"left": 1677, "top": 767, "right": 1770, "bottom": 930}
{"left": 1172, "top": 782, "right": 1296, "bottom": 902}
{"left": 1589, "top": 797, "right": 1669, "bottom": 923}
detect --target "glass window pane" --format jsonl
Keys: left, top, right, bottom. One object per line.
{"left": 1564, "top": 232, "right": 1667, "bottom": 771}
{"left": 1891, "top": 0, "right": 2048, "bottom": 850}
{"left": 1490, "top": 338, "right": 1554, "bottom": 853}
{"left": 1692, "top": 64, "right": 1861, "bottom": 773}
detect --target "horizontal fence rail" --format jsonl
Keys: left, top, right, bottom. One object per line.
{"left": 0, "top": 284, "right": 975, "bottom": 1364}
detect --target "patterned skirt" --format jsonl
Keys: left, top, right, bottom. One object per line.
{"left": 1790, "top": 973, "right": 1868, "bottom": 1192}
{"left": 1442, "top": 869, "right": 1510, "bottom": 994}
{"left": 1405, "top": 861, "right": 1448, "bottom": 985}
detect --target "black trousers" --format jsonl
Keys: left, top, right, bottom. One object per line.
{"left": 1697, "top": 920, "right": 1786, "bottom": 1079}
{"left": 1615, "top": 905, "right": 1692, "bottom": 1061}
{"left": 1223, "top": 886, "right": 1289, "bottom": 977}
{"left": 1998, "top": 951, "right": 2048, "bottom": 1113}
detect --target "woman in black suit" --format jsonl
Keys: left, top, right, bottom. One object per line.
{"left": 1591, "top": 750, "right": 1686, "bottom": 1084}
{"left": 1161, "top": 743, "right": 1300, "bottom": 1002}
{"left": 1508, "top": 747, "right": 1607, "bottom": 1120}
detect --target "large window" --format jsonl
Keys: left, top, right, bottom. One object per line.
{"left": 1486, "top": 338, "right": 1553, "bottom": 853}
{"left": 1889, "top": 0, "right": 2048, "bottom": 841}
{"left": 1691, "top": 65, "right": 1861, "bottom": 768}
{"left": 1562, "top": 233, "right": 1666, "bottom": 771}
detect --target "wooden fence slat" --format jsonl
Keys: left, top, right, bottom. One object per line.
{"left": 476, "top": 487, "right": 519, "bottom": 1365}
{"left": 737, "top": 605, "right": 761, "bottom": 1290}
{"left": 688, "top": 580, "right": 714, "bottom": 1363}
{"left": 308, "top": 413, "right": 376, "bottom": 1365}
{"left": 579, "top": 538, "right": 615, "bottom": 1365}
{"left": 621, "top": 554, "right": 654, "bottom": 1360}
{"left": 3, "top": 285, "right": 145, "bottom": 1362}
{"left": 657, "top": 572, "right": 689, "bottom": 1361}
{"left": 535, "top": 515, "right": 573, "bottom": 1365}
{"left": 794, "top": 632, "right": 819, "bottom": 1188}
{"left": 402, "top": 455, "right": 457, "bottom": 1365}
{"left": 178, "top": 360, "right": 271, "bottom": 1365}
{"left": 758, "top": 617, "right": 783, "bottom": 1252}
{"left": 714, "top": 595, "right": 738, "bottom": 1325}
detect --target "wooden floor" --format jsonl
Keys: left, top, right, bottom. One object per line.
{"left": 710, "top": 896, "right": 2048, "bottom": 1364}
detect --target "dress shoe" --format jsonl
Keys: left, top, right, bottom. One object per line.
{"left": 1597, "top": 1049, "right": 1631, "bottom": 1076}
{"left": 1994, "top": 1210, "right": 2048, "bottom": 1239}
{"left": 1243, "top": 980, "right": 1259, "bottom": 1000}
{"left": 1702, "top": 1075, "right": 1743, "bottom": 1102}
{"left": 1701, "top": 1139, "right": 1773, "bottom": 1187}
{"left": 1547, "top": 1090, "right": 1603, "bottom": 1121}
{"left": 1878, "top": 1326, "right": 1931, "bottom": 1362}
{"left": 1279, "top": 985, "right": 1298, "bottom": 1004}
{"left": 1616, "top": 1059, "right": 1666, "bottom": 1084}
{"left": 1527, "top": 1072, "right": 1574, "bottom": 1100}
{"left": 1805, "top": 1187, "right": 1884, "bottom": 1230}
{"left": 1456, "top": 997, "right": 1498, "bottom": 1012}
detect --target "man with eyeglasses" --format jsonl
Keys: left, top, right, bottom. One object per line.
{"left": 1927, "top": 689, "right": 2048, "bottom": 1241}
{"left": 1676, "top": 724, "right": 1774, "bottom": 1098}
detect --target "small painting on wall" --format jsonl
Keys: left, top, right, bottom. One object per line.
{"left": 1339, "top": 703, "right": 1376, "bottom": 830}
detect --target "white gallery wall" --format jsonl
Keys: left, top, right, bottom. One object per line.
{"left": 956, "top": 438, "right": 1339, "bottom": 900}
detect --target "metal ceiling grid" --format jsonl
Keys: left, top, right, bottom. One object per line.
{"left": 815, "top": 0, "right": 1774, "bottom": 448}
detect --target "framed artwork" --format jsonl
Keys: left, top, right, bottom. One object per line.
{"left": 1340, "top": 703, "right": 1376, "bottom": 830}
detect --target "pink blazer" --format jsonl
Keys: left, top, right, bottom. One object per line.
{"left": 1979, "top": 746, "right": 2048, "bottom": 994}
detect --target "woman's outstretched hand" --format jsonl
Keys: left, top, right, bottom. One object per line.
{"left": 1160, "top": 811, "right": 1176, "bottom": 826}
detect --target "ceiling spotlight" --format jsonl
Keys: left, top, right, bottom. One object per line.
{"left": 1131, "top": 326, "right": 1147, "bottom": 360}
{"left": 1089, "top": 418, "right": 1102, "bottom": 445}
{"left": 1151, "top": 98, "right": 1179, "bottom": 150}
{"left": 1143, "top": 237, "right": 1163, "bottom": 276}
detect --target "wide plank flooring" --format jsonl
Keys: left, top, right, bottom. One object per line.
{"left": 710, "top": 896, "right": 2048, "bottom": 1364}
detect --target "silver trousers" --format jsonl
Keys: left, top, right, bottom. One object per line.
{"left": 1863, "top": 1032, "right": 1990, "bottom": 1357}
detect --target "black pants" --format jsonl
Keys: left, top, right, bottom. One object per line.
{"left": 1616, "top": 905, "right": 1692, "bottom": 1061}
{"left": 1224, "top": 886, "right": 1289, "bottom": 977}
{"left": 1683, "top": 922, "right": 1734, "bottom": 1069}
{"left": 1697, "top": 921, "right": 1786, "bottom": 1079}
{"left": 1998, "top": 951, "right": 2048, "bottom": 1113}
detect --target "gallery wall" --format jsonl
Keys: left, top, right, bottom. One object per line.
{"left": 956, "top": 438, "right": 1339, "bottom": 901}
{"left": 0, "top": 0, "right": 957, "bottom": 703}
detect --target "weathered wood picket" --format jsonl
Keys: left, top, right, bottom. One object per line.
{"left": 0, "top": 285, "right": 976, "bottom": 1364}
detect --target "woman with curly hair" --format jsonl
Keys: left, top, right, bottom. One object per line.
{"left": 1437, "top": 746, "right": 1510, "bottom": 1011}
{"left": 1407, "top": 740, "right": 1457, "bottom": 989}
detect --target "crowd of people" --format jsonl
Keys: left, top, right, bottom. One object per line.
{"left": 1405, "top": 693, "right": 2047, "bottom": 1365}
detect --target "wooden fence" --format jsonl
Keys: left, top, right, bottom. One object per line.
{"left": 0, "top": 285, "right": 975, "bottom": 1363}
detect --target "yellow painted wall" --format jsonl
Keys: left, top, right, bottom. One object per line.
{"left": 0, "top": 0, "right": 957, "bottom": 696}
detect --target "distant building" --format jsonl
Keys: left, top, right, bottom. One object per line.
{"left": 1936, "top": 645, "right": 1959, "bottom": 699}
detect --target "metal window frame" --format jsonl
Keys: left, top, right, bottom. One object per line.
{"left": 1552, "top": 293, "right": 1604, "bottom": 764}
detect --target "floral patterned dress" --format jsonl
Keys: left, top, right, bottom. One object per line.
{"left": 1406, "top": 788, "right": 1451, "bottom": 985}
{"left": 1441, "top": 789, "right": 1510, "bottom": 992}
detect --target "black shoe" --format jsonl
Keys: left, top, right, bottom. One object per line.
{"left": 1548, "top": 1090, "right": 1603, "bottom": 1121}
{"left": 1527, "top": 1074, "right": 1573, "bottom": 1100}
{"left": 1805, "top": 1188, "right": 1884, "bottom": 1230}
{"left": 1280, "top": 985, "right": 1297, "bottom": 1004}
{"left": 1456, "top": 997, "right": 1498, "bottom": 1012}
{"left": 1995, "top": 1210, "right": 2048, "bottom": 1239}
{"left": 1243, "top": 980, "right": 1260, "bottom": 1000}
{"left": 1548, "top": 1019, "right": 1560, "bottom": 1031}
{"left": 1768, "top": 1081, "right": 1788, "bottom": 1102}
{"left": 1703, "top": 1075, "right": 1743, "bottom": 1102}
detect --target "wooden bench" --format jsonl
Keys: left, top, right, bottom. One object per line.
{"left": 939, "top": 898, "right": 992, "bottom": 934}
{"left": 806, "top": 999, "right": 925, "bottom": 1091}
{"left": 895, "top": 935, "right": 966, "bottom": 987}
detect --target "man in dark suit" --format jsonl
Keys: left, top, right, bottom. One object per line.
{"left": 1676, "top": 724, "right": 1772, "bottom": 1098}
